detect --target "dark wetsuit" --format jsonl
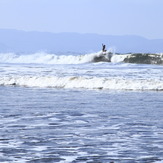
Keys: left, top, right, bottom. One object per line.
{"left": 102, "top": 44, "right": 106, "bottom": 52}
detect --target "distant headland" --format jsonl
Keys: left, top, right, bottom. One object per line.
{"left": 0, "top": 29, "right": 163, "bottom": 54}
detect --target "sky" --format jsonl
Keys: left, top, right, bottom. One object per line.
{"left": 0, "top": 0, "right": 163, "bottom": 39}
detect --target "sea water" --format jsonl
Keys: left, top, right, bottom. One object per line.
{"left": 0, "top": 52, "right": 163, "bottom": 163}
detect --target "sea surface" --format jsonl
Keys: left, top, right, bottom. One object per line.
{"left": 0, "top": 52, "right": 163, "bottom": 163}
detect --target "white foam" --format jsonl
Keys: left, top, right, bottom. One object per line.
{"left": 111, "top": 54, "right": 129, "bottom": 63}
{"left": 0, "top": 52, "right": 110, "bottom": 64}
{"left": 0, "top": 75, "right": 163, "bottom": 91}
{"left": 60, "top": 156, "right": 78, "bottom": 163}
{"left": 1, "top": 52, "right": 163, "bottom": 65}
{"left": 32, "top": 146, "right": 48, "bottom": 151}
{"left": 0, "top": 51, "right": 126, "bottom": 65}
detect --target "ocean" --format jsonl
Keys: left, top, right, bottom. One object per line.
{"left": 0, "top": 51, "right": 163, "bottom": 163}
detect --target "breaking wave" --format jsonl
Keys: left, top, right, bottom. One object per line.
{"left": 0, "top": 75, "right": 163, "bottom": 91}
{"left": 0, "top": 52, "right": 163, "bottom": 65}
{"left": 0, "top": 52, "right": 113, "bottom": 64}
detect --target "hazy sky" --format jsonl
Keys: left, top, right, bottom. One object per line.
{"left": 0, "top": 0, "right": 163, "bottom": 39}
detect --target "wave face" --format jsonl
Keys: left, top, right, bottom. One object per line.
{"left": 123, "top": 53, "right": 163, "bottom": 65}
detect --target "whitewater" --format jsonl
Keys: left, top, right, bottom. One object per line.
{"left": 0, "top": 51, "right": 163, "bottom": 162}
{"left": 0, "top": 51, "right": 163, "bottom": 91}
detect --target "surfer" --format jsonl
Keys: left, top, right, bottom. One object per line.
{"left": 102, "top": 44, "right": 107, "bottom": 52}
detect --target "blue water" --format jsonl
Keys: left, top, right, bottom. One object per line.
{"left": 0, "top": 51, "right": 163, "bottom": 162}
{"left": 0, "top": 86, "right": 163, "bottom": 163}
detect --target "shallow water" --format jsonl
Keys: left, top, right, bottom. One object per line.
{"left": 0, "top": 87, "right": 163, "bottom": 162}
